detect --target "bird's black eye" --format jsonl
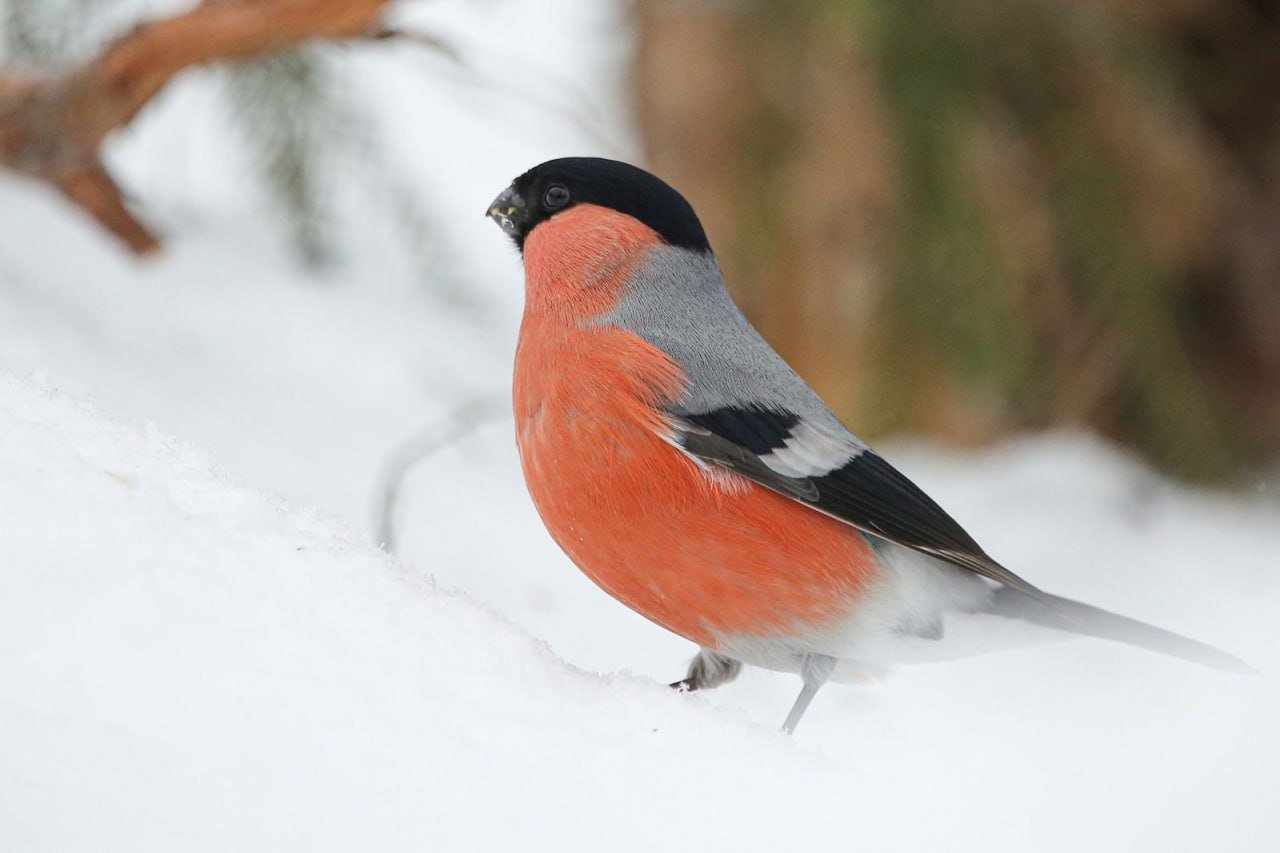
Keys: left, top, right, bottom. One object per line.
{"left": 543, "top": 184, "right": 570, "bottom": 210}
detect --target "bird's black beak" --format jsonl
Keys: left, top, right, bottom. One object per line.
{"left": 486, "top": 185, "right": 525, "bottom": 239}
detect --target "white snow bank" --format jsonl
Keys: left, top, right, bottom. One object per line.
{"left": 0, "top": 374, "right": 805, "bottom": 851}
{"left": 3, "top": 376, "right": 1278, "bottom": 853}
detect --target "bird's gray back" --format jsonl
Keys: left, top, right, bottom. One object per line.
{"left": 600, "top": 245, "right": 861, "bottom": 442}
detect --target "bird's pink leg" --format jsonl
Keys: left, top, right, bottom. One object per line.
{"left": 782, "top": 655, "right": 835, "bottom": 734}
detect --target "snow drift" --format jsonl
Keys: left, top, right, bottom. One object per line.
{"left": 0, "top": 374, "right": 803, "bottom": 850}
{"left": 3, "top": 375, "right": 1278, "bottom": 852}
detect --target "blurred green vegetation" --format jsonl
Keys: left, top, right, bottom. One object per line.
{"left": 635, "top": 0, "right": 1280, "bottom": 483}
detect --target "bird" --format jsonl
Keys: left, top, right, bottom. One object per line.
{"left": 486, "top": 156, "right": 1253, "bottom": 734}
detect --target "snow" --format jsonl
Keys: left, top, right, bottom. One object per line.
{"left": 0, "top": 374, "right": 795, "bottom": 851}
{"left": 2, "top": 1, "right": 1279, "bottom": 850}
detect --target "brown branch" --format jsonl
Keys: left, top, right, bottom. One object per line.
{"left": 0, "top": 0, "right": 393, "bottom": 255}
{"left": 56, "top": 160, "right": 161, "bottom": 254}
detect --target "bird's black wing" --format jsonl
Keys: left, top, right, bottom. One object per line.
{"left": 675, "top": 405, "right": 1044, "bottom": 598}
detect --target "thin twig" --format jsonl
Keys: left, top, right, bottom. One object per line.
{"left": 374, "top": 396, "right": 509, "bottom": 554}
{"left": 362, "top": 27, "right": 463, "bottom": 64}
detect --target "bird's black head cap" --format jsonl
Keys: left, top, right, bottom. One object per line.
{"left": 487, "top": 157, "right": 711, "bottom": 254}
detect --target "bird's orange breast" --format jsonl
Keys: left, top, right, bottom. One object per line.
{"left": 513, "top": 206, "right": 877, "bottom": 648}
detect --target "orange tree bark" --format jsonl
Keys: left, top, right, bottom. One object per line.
{"left": 0, "top": 0, "right": 393, "bottom": 254}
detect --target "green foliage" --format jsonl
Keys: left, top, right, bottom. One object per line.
{"left": 224, "top": 49, "right": 477, "bottom": 311}
{"left": 226, "top": 49, "right": 346, "bottom": 268}
{"left": 871, "top": 1, "right": 1032, "bottom": 428}
{"left": 741, "top": 0, "right": 1259, "bottom": 481}
{"left": 1, "top": 0, "right": 105, "bottom": 66}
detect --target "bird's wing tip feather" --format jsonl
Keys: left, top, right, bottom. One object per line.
{"left": 988, "top": 586, "right": 1256, "bottom": 674}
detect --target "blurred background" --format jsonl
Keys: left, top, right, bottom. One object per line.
{"left": 5, "top": 0, "right": 1277, "bottom": 486}
{"left": 635, "top": 0, "right": 1280, "bottom": 485}
{"left": 3, "top": 3, "right": 1279, "bottom": 846}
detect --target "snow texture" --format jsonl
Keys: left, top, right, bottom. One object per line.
{"left": 1, "top": 1, "right": 1279, "bottom": 851}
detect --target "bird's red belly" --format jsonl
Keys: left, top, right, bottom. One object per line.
{"left": 515, "top": 322, "right": 876, "bottom": 648}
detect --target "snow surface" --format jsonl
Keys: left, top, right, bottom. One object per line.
{"left": 2, "top": 1, "right": 1279, "bottom": 850}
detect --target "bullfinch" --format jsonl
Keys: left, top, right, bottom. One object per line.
{"left": 486, "top": 157, "right": 1251, "bottom": 733}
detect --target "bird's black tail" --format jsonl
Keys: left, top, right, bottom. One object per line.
{"left": 984, "top": 587, "right": 1256, "bottom": 674}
